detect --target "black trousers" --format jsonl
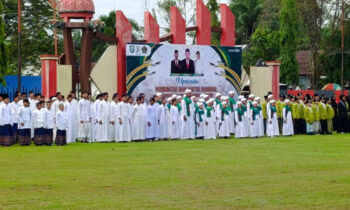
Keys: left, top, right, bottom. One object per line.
{"left": 339, "top": 116, "right": 348, "bottom": 133}
{"left": 320, "top": 120, "right": 327, "bottom": 134}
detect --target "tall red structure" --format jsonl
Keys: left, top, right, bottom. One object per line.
{"left": 41, "top": 0, "right": 236, "bottom": 98}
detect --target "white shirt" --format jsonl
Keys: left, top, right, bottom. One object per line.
{"left": 17, "top": 106, "right": 32, "bottom": 129}
{"left": 0, "top": 103, "right": 14, "bottom": 125}
{"left": 78, "top": 98, "right": 92, "bottom": 122}
{"left": 32, "top": 108, "right": 45, "bottom": 128}
{"left": 56, "top": 110, "right": 68, "bottom": 130}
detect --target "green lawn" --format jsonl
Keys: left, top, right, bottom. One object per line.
{"left": 1, "top": 135, "right": 350, "bottom": 209}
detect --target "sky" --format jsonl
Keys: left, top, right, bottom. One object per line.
{"left": 93, "top": 0, "right": 230, "bottom": 27}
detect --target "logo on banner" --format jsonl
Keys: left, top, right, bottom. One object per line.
{"left": 127, "top": 44, "right": 151, "bottom": 57}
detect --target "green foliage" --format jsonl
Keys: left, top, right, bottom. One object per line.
{"left": 206, "top": 0, "right": 220, "bottom": 45}
{"left": 243, "top": 26, "right": 280, "bottom": 73}
{"left": 229, "top": 0, "right": 262, "bottom": 44}
{"left": 3, "top": 0, "right": 59, "bottom": 75}
{"left": 0, "top": 0, "right": 9, "bottom": 85}
{"left": 279, "top": 0, "right": 299, "bottom": 85}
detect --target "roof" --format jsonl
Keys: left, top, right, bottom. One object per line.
{"left": 59, "top": 0, "right": 95, "bottom": 14}
{"left": 296, "top": 51, "right": 312, "bottom": 75}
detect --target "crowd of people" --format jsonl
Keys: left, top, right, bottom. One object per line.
{"left": 0, "top": 89, "right": 344, "bottom": 147}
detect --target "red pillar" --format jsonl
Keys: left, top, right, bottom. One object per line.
{"left": 40, "top": 55, "right": 59, "bottom": 99}
{"left": 116, "top": 10, "right": 132, "bottom": 96}
{"left": 170, "top": 6, "right": 186, "bottom": 44}
{"left": 266, "top": 61, "right": 281, "bottom": 100}
{"left": 220, "top": 4, "right": 235, "bottom": 47}
{"left": 144, "top": 11, "right": 160, "bottom": 43}
{"left": 196, "top": 0, "right": 211, "bottom": 45}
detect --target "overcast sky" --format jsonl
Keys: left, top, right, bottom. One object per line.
{"left": 93, "top": 0, "right": 230, "bottom": 27}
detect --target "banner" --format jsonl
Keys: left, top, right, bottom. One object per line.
{"left": 126, "top": 43, "right": 242, "bottom": 98}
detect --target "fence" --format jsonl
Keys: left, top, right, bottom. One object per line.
{"left": 0, "top": 76, "right": 42, "bottom": 100}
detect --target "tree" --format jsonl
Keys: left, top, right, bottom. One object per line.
{"left": 229, "top": 0, "right": 262, "bottom": 44}
{"left": 3, "top": 0, "right": 58, "bottom": 75}
{"left": 206, "top": 0, "right": 220, "bottom": 45}
{"left": 279, "top": 0, "right": 299, "bottom": 85}
{"left": 242, "top": 26, "right": 280, "bottom": 73}
{"left": 0, "top": 0, "right": 9, "bottom": 85}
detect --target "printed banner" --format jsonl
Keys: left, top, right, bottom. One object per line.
{"left": 126, "top": 43, "right": 242, "bottom": 98}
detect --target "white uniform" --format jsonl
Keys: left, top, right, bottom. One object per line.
{"left": 267, "top": 106, "right": 279, "bottom": 137}
{"left": 218, "top": 108, "right": 230, "bottom": 138}
{"left": 195, "top": 109, "right": 205, "bottom": 138}
{"left": 131, "top": 103, "right": 145, "bottom": 141}
{"left": 66, "top": 101, "right": 78, "bottom": 143}
{"left": 96, "top": 100, "right": 110, "bottom": 142}
{"left": 282, "top": 107, "right": 294, "bottom": 136}
{"left": 17, "top": 106, "right": 32, "bottom": 129}
{"left": 158, "top": 104, "right": 169, "bottom": 139}
{"left": 204, "top": 107, "right": 216, "bottom": 139}
{"left": 116, "top": 102, "right": 131, "bottom": 142}
{"left": 170, "top": 105, "right": 180, "bottom": 139}
{"left": 145, "top": 103, "right": 159, "bottom": 139}
{"left": 235, "top": 109, "right": 246, "bottom": 138}
{"left": 78, "top": 98, "right": 92, "bottom": 141}
{"left": 44, "top": 108, "right": 55, "bottom": 130}
{"left": 181, "top": 98, "right": 195, "bottom": 139}
{"left": 250, "top": 108, "right": 260, "bottom": 138}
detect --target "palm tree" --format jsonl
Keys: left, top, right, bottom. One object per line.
{"left": 229, "top": 0, "right": 262, "bottom": 44}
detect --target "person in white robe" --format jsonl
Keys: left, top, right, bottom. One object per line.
{"left": 89, "top": 94, "right": 96, "bottom": 142}
{"left": 218, "top": 101, "right": 230, "bottom": 138}
{"left": 78, "top": 91, "right": 92, "bottom": 142}
{"left": 146, "top": 97, "right": 159, "bottom": 140}
{"left": 131, "top": 97, "right": 146, "bottom": 141}
{"left": 282, "top": 100, "right": 294, "bottom": 136}
{"left": 181, "top": 89, "right": 195, "bottom": 139}
{"left": 255, "top": 97, "right": 265, "bottom": 137}
{"left": 17, "top": 99, "right": 32, "bottom": 145}
{"left": 250, "top": 101, "right": 260, "bottom": 138}
{"left": 204, "top": 99, "right": 216, "bottom": 139}
{"left": 116, "top": 94, "right": 131, "bottom": 142}
{"left": 96, "top": 93, "right": 110, "bottom": 142}
{"left": 158, "top": 98, "right": 169, "bottom": 140}
{"left": 44, "top": 101, "right": 55, "bottom": 145}
{"left": 10, "top": 95, "right": 21, "bottom": 141}
{"left": 241, "top": 98, "right": 250, "bottom": 137}
{"left": 267, "top": 100, "right": 280, "bottom": 137}
{"left": 235, "top": 102, "right": 247, "bottom": 138}
{"left": 195, "top": 103, "right": 205, "bottom": 139}
{"left": 65, "top": 95, "right": 78, "bottom": 143}
{"left": 170, "top": 99, "right": 181, "bottom": 139}
{"left": 108, "top": 94, "right": 119, "bottom": 142}
{"left": 228, "top": 91, "right": 236, "bottom": 134}
{"left": 93, "top": 94, "right": 103, "bottom": 141}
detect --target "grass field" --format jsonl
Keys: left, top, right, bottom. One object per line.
{"left": 1, "top": 135, "right": 350, "bottom": 209}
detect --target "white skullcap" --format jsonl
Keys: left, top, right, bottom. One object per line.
{"left": 268, "top": 95, "right": 273, "bottom": 99}
{"left": 253, "top": 101, "right": 258, "bottom": 105}
{"left": 167, "top": 97, "right": 172, "bottom": 102}
{"left": 204, "top": 94, "right": 209, "bottom": 98}
{"left": 185, "top": 89, "right": 192, "bottom": 94}
{"left": 200, "top": 94, "right": 205, "bottom": 98}
{"left": 229, "top": 91, "right": 235, "bottom": 95}
{"left": 197, "top": 102, "right": 204, "bottom": 107}
{"left": 241, "top": 98, "right": 247, "bottom": 102}
{"left": 199, "top": 98, "right": 205, "bottom": 103}
{"left": 285, "top": 99, "right": 290, "bottom": 103}
{"left": 255, "top": 97, "right": 260, "bottom": 101}
{"left": 216, "top": 93, "right": 221, "bottom": 97}
{"left": 222, "top": 102, "right": 227, "bottom": 105}
{"left": 52, "top": 97, "right": 57, "bottom": 101}
{"left": 172, "top": 94, "right": 177, "bottom": 98}
{"left": 237, "top": 101, "right": 242, "bottom": 105}
{"left": 208, "top": 99, "right": 214, "bottom": 103}
{"left": 270, "top": 100, "right": 276, "bottom": 103}
{"left": 238, "top": 95, "right": 244, "bottom": 99}
{"left": 176, "top": 96, "right": 182, "bottom": 100}
{"left": 157, "top": 93, "right": 162, "bottom": 97}
{"left": 249, "top": 94, "right": 255, "bottom": 98}
{"left": 191, "top": 96, "right": 196, "bottom": 100}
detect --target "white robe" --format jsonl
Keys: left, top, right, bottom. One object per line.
{"left": 145, "top": 104, "right": 159, "bottom": 139}
{"left": 17, "top": 107, "right": 32, "bottom": 129}
{"left": 96, "top": 100, "right": 110, "bottom": 142}
{"left": 116, "top": 102, "right": 131, "bottom": 142}
{"left": 170, "top": 106, "right": 180, "bottom": 139}
{"left": 131, "top": 104, "right": 146, "bottom": 140}
{"left": 181, "top": 98, "right": 195, "bottom": 139}
{"left": 282, "top": 107, "right": 294, "bottom": 136}
{"left": 259, "top": 107, "right": 264, "bottom": 137}
{"left": 250, "top": 110, "right": 260, "bottom": 138}
{"left": 65, "top": 102, "right": 78, "bottom": 143}
{"left": 78, "top": 98, "right": 92, "bottom": 141}
{"left": 196, "top": 110, "right": 205, "bottom": 138}
{"left": 204, "top": 108, "right": 216, "bottom": 139}
{"left": 93, "top": 99, "right": 101, "bottom": 141}
{"left": 158, "top": 104, "right": 169, "bottom": 139}
{"left": 108, "top": 101, "right": 118, "bottom": 142}
{"left": 267, "top": 107, "right": 279, "bottom": 137}
{"left": 218, "top": 109, "right": 230, "bottom": 138}
{"left": 235, "top": 110, "right": 246, "bottom": 138}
